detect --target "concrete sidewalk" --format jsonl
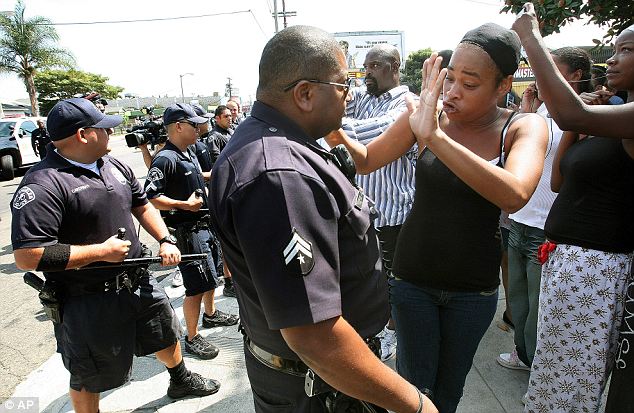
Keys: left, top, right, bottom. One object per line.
{"left": 9, "top": 271, "right": 531, "bottom": 413}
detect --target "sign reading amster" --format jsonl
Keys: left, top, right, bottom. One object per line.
{"left": 283, "top": 228, "right": 314, "bottom": 276}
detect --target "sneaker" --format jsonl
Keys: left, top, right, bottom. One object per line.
{"left": 496, "top": 348, "right": 530, "bottom": 371}
{"left": 378, "top": 326, "right": 397, "bottom": 362}
{"left": 202, "top": 309, "right": 239, "bottom": 328}
{"left": 184, "top": 334, "right": 219, "bottom": 360}
{"left": 223, "top": 283, "right": 237, "bottom": 298}
{"left": 167, "top": 371, "right": 221, "bottom": 399}
{"left": 171, "top": 269, "right": 183, "bottom": 287}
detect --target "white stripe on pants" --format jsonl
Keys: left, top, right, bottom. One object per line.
{"left": 525, "top": 244, "right": 632, "bottom": 413}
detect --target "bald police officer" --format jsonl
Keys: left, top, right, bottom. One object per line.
{"left": 208, "top": 26, "right": 437, "bottom": 413}
{"left": 10, "top": 98, "right": 220, "bottom": 413}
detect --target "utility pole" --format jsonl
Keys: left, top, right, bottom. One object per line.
{"left": 272, "top": 0, "right": 296, "bottom": 32}
{"left": 273, "top": 0, "right": 279, "bottom": 33}
{"left": 179, "top": 73, "right": 193, "bottom": 103}
{"left": 226, "top": 77, "right": 233, "bottom": 98}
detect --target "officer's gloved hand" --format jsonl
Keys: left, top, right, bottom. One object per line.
{"left": 101, "top": 234, "right": 132, "bottom": 262}
{"left": 185, "top": 191, "right": 204, "bottom": 212}
{"left": 159, "top": 243, "right": 181, "bottom": 267}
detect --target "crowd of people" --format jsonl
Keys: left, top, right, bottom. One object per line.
{"left": 9, "top": 2, "right": 633, "bottom": 413}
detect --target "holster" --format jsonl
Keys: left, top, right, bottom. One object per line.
{"left": 169, "top": 226, "right": 194, "bottom": 255}
{"left": 39, "top": 281, "right": 64, "bottom": 324}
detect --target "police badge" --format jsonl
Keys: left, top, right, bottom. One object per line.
{"left": 13, "top": 186, "right": 36, "bottom": 210}
{"left": 282, "top": 228, "right": 314, "bottom": 276}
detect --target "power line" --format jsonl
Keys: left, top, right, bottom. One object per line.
{"left": 457, "top": 0, "right": 499, "bottom": 6}
{"left": 249, "top": 10, "right": 268, "bottom": 37}
{"left": 263, "top": 0, "right": 273, "bottom": 14}
{"left": 35, "top": 10, "right": 252, "bottom": 26}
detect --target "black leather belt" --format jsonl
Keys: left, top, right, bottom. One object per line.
{"left": 65, "top": 269, "right": 146, "bottom": 296}
{"left": 245, "top": 335, "right": 381, "bottom": 378}
{"left": 245, "top": 338, "right": 309, "bottom": 377}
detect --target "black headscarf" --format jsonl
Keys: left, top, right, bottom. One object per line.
{"left": 460, "top": 23, "right": 521, "bottom": 76}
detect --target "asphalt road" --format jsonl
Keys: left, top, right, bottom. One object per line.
{"left": 0, "top": 136, "right": 156, "bottom": 402}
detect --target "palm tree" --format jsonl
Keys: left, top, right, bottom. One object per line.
{"left": 0, "top": 0, "right": 74, "bottom": 116}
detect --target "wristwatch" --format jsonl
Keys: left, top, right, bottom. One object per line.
{"left": 159, "top": 235, "right": 178, "bottom": 245}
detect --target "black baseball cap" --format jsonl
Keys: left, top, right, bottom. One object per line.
{"left": 47, "top": 98, "right": 122, "bottom": 141}
{"left": 191, "top": 103, "right": 213, "bottom": 119}
{"left": 163, "top": 103, "right": 209, "bottom": 125}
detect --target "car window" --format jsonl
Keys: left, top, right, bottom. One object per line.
{"left": 20, "top": 121, "right": 37, "bottom": 134}
{"left": 0, "top": 122, "right": 17, "bottom": 137}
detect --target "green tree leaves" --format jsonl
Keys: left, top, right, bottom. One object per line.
{"left": 34, "top": 69, "right": 123, "bottom": 115}
{"left": 501, "top": 0, "right": 633, "bottom": 44}
{"left": 0, "top": 0, "right": 74, "bottom": 116}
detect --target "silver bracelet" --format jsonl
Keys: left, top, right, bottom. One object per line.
{"left": 415, "top": 386, "right": 424, "bottom": 413}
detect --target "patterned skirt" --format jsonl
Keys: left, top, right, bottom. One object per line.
{"left": 525, "top": 244, "right": 633, "bottom": 413}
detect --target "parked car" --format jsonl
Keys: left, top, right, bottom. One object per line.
{"left": 0, "top": 116, "right": 44, "bottom": 181}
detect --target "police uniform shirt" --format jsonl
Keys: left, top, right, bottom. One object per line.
{"left": 144, "top": 140, "right": 208, "bottom": 226}
{"left": 193, "top": 140, "right": 213, "bottom": 173}
{"left": 11, "top": 149, "right": 147, "bottom": 285}
{"left": 209, "top": 101, "right": 389, "bottom": 360}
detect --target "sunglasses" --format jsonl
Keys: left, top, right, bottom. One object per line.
{"left": 283, "top": 78, "right": 353, "bottom": 97}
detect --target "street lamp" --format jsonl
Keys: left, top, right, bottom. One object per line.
{"left": 179, "top": 73, "right": 194, "bottom": 103}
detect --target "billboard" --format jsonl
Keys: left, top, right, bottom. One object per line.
{"left": 334, "top": 31, "right": 405, "bottom": 72}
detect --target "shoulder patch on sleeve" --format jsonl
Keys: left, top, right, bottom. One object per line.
{"left": 12, "top": 186, "right": 36, "bottom": 210}
{"left": 147, "top": 167, "right": 164, "bottom": 182}
{"left": 282, "top": 228, "right": 314, "bottom": 276}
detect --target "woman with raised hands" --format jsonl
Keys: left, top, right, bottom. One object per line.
{"left": 512, "top": 4, "right": 634, "bottom": 413}
{"left": 325, "top": 23, "right": 547, "bottom": 413}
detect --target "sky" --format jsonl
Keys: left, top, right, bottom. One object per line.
{"left": 0, "top": 0, "right": 609, "bottom": 103}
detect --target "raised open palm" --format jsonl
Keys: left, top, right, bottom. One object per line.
{"left": 409, "top": 53, "right": 447, "bottom": 146}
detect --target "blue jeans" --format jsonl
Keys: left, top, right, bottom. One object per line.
{"left": 507, "top": 220, "right": 544, "bottom": 366}
{"left": 389, "top": 279, "right": 498, "bottom": 413}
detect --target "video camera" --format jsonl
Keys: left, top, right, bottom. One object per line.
{"left": 124, "top": 106, "right": 168, "bottom": 148}
{"left": 75, "top": 91, "right": 108, "bottom": 107}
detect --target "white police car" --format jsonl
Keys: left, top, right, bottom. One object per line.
{"left": 0, "top": 117, "right": 43, "bottom": 180}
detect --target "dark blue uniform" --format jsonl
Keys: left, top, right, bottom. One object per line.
{"left": 208, "top": 101, "right": 389, "bottom": 410}
{"left": 193, "top": 140, "right": 213, "bottom": 173}
{"left": 10, "top": 149, "right": 181, "bottom": 393}
{"left": 144, "top": 140, "right": 218, "bottom": 296}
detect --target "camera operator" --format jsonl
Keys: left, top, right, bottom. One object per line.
{"left": 144, "top": 103, "right": 238, "bottom": 360}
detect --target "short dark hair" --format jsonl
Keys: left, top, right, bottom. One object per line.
{"left": 214, "top": 105, "right": 228, "bottom": 117}
{"left": 551, "top": 47, "right": 593, "bottom": 93}
{"left": 257, "top": 26, "right": 342, "bottom": 100}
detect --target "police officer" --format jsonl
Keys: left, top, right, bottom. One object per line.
{"left": 144, "top": 103, "right": 238, "bottom": 360}
{"left": 31, "top": 119, "right": 51, "bottom": 160}
{"left": 10, "top": 98, "right": 220, "bottom": 413}
{"left": 206, "top": 105, "right": 233, "bottom": 167}
{"left": 208, "top": 26, "right": 437, "bottom": 413}
{"left": 192, "top": 103, "right": 237, "bottom": 298}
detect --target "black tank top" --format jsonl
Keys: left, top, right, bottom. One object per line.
{"left": 544, "top": 137, "right": 634, "bottom": 253}
{"left": 392, "top": 113, "right": 515, "bottom": 291}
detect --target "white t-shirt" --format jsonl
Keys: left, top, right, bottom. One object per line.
{"left": 509, "top": 103, "right": 562, "bottom": 230}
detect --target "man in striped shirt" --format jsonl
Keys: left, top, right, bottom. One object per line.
{"left": 340, "top": 44, "right": 417, "bottom": 361}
